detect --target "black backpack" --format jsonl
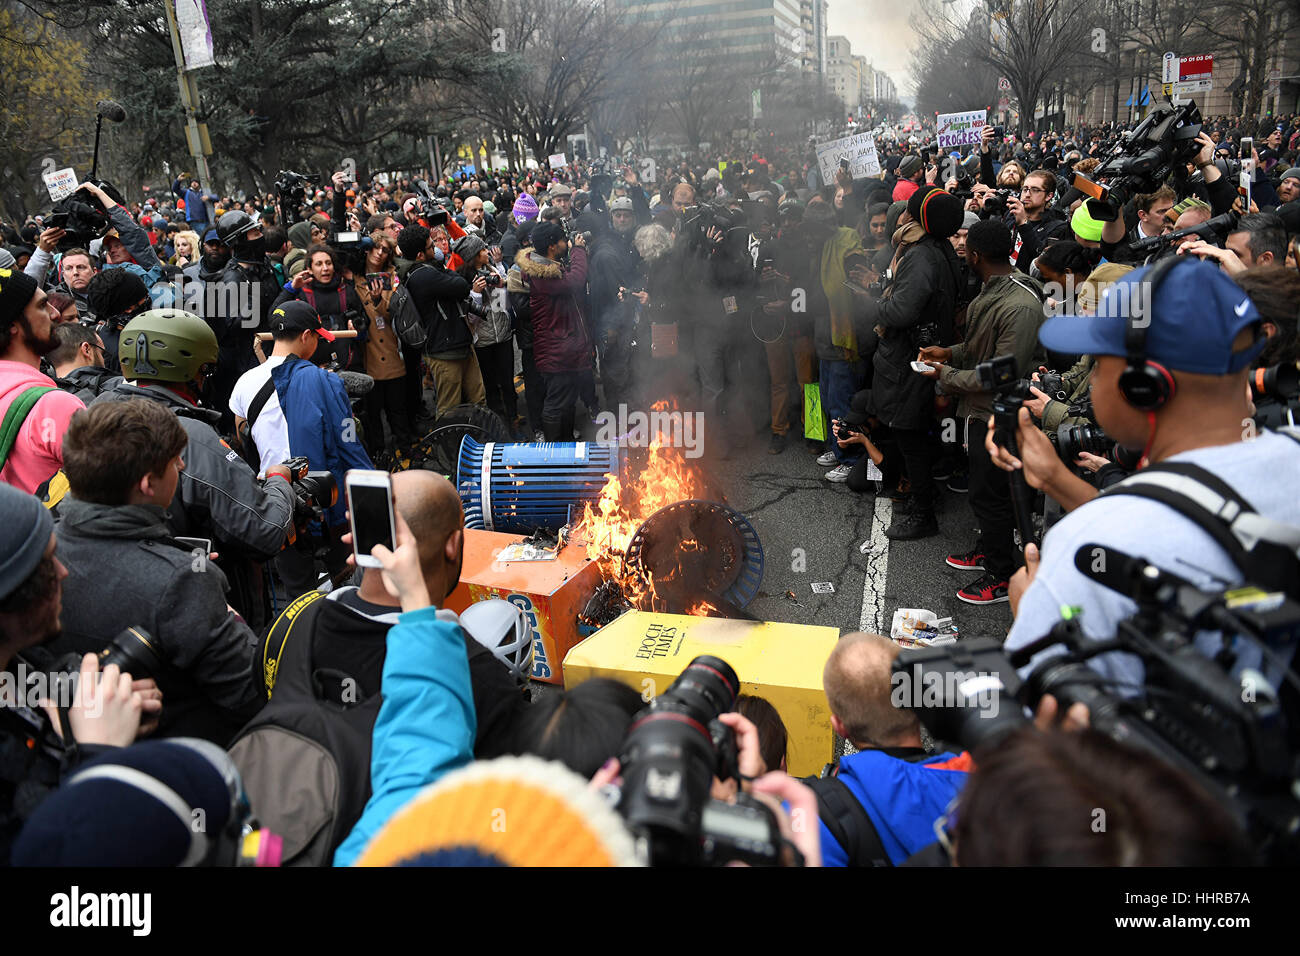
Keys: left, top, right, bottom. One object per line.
{"left": 802, "top": 770, "right": 892, "bottom": 867}
{"left": 390, "top": 263, "right": 431, "bottom": 349}
{"left": 227, "top": 591, "right": 380, "bottom": 867}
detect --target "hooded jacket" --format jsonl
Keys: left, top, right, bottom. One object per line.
{"left": 938, "top": 271, "right": 1046, "bottom": 419}
{"left": 0, "top": 361, "right": 84, "bottom": 493}
{"left": 858, "top": 230, "right": 962, "bottom": 430}
{"left": 517, "top": 246, "right": 590, "bottom": 373}
{"left": 283, "top": 221, "right": 313, "bottom": 278}
{"left": 51, "top": 497, "right": 265, "bottom": 744}
{"left": 91, "top": 380, "right": 295, "bottom": 559}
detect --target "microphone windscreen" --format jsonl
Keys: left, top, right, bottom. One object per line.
{"left": 97, "top": 100, "right": 128, "bottom": 123}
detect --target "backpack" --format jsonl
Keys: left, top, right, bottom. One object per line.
{"left": 1100, "top": 428, "right": 1300, "bottom": 601}
{"left": 390, "top": 263, "right": 431, "bottom": 349}
{"left": 233, "top": 376, "right": 277, "bottom": 472}
{"left": 226, "top": 591, "right": 380, "bottom": 867}
{"left": 0, "top": 386, "right": 56, "bottom": 473}
{"left": 802, "top": 770, "right": 892, "bottom": 867}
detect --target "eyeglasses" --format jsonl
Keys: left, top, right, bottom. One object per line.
{"left": 1021, "top": 186, "right": 1047, "bottom": 196}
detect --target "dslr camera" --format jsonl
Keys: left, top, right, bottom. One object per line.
{"left": 607, "top": 656, "right": 793, "bottom": 866}
{"left": 277, "top": 456, "right": 337, "bottom": 533}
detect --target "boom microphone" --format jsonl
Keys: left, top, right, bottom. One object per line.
{"left": 337, "top": 370, "right": 375, "bottom": 397}
{"left": 96, "top": 100, "right": 127, "bottom": 123}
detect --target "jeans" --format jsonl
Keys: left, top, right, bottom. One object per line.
{"left": 966, "top": 417, "right": 1017, "bottom": 579}
{"left": 819, "top": 358, "right": 864, "bottom": 463}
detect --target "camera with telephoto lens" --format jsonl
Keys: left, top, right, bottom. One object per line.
{"left": 609, "top": 655, "right": 793, "bottom": 866}
{"left": 99, "top": 626, "right": 164, "bottom": 680}
{"left": 562, "top": 218, "right": 592, "bottom": 246}
{"left": 1070, "top": 101, "right": 1203, "bottom": 222}
{"left": 891, "top": 543, "right": 1300, "bottom": 864}
{"left": 278, "top": 455, "right": 337, "bottom": 530}
{"left": 410, "top": 179, "right": 450, "bottom": 227}
{"left": 1250, "top": 360, "right": 1300, "bottom": 430}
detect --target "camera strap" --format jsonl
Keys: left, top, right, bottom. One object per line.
{"left": 802, "top": 774, "right": 892, "bottom": 867}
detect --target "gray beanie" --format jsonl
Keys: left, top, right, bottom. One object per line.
{"left": 0, "top": 484, "right": 54, "bottom": 603}
{"left": 962, "top": 211, "right": 980, "bottom": 230}
{"left": 1280, "top": 167, "right": 1300, "bottom": 184}
{"left": 0, "top": 248, "right": 15, "bottom": 269}
{"left": 897, "top": 155, "right": 923, "bottom": 180}
{"left": 452, "top": 233, "right": 487, "bottom": 264}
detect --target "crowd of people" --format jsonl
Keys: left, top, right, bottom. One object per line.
{"left": 0, "top": 97, "right": 1298, "bottom": 868}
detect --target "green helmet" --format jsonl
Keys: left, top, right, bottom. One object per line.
{"left": 119, "top": 309, "right": 219, "bottom": 383}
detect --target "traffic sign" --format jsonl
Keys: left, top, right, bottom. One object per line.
{"left": 1179, "top": 54, "right": 1213, "bottom": 81}
{"left": 998, "top": 76, "right": 1011, "bottom": 92}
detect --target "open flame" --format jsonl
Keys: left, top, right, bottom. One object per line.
{"left": 572, "top": 401, "right": 704, "bottom": 610}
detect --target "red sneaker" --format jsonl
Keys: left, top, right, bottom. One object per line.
{"left": 957, "top": 572, "right": 1009, "bottom": 605}
{"left": 945, "top": 548, "right": 986, "bottom": 570}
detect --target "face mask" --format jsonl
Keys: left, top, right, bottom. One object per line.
{"left": 235, "top": 235, "right": 266, "bottom": 260}
{"left": 432, "top": 245, "right": 445, "bottom": 263}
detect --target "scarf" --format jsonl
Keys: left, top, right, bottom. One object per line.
{"left": 820, "top": 226, "right": 864, "bottom": 360}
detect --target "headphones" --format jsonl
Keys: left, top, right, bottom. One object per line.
{"left": 1117, "top": 254, "right": 1180, "bottom": 410}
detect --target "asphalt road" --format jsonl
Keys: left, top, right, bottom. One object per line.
{"left": 698, "top": 427, "right": 1014, "bottom": 642}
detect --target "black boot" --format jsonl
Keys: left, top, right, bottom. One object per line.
{"left": 885, "top": 508, "right": 939, "bottom": 540}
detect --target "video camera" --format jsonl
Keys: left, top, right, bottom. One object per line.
{"left": 892, "top": 543, "right": 1300, "bottom": 863}
{"left": 45, "top": 181, "right": 124, "bottom": 251}
{"left": 410, "top": 180, "right": 450, "bottom": 227}
{"left": 274, "top": 170, "right": 314, "bottom": 225}
{"left": 679, "top": 202, "right": 745, "bottom": 249}
{"left": 607, "top": 655, "right": 795, "bottom": 866}
{"left": 278, "top": 456, "right": 338, "bottom": 534}
{"left": 1129, "top": 210, "right": 1240, "bottom": 258}
{"left": 1069, "top": 101, "right": 1204, "bottom": 222}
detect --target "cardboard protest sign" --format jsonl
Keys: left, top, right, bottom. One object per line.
{"left": 815, "top": 133, "right": 881, "bottom": 183}
{"left": 548, "top": 153, "right": 567, "bottom": 169}
{"left": 43, "top": 168, "right": 78, "bottom": 203}
{"left": 936, "top": 110, "right": 987, "bottom": 149}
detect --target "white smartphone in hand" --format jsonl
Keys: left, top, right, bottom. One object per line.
{"left": 911, "top": 361, "right": 932, "bottom": 373}
{"left": 346, "top": 470, "right": 396, "bottom": 569}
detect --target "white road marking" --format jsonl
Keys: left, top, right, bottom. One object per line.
{"left": 859, "top": 495, "right": 892, "bottom": 633}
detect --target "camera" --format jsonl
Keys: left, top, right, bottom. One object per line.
{"left": 976, "top": 356, "right": 1039, "bottom": 547}
{"left": 1055, "top": 421, "right": 1113, "bottom": 460}
{"left": 278, "top": 456, "right": 338, "bottom": 531}
{"left": 99, "top": 626, "right": 164, "bottom": 680}
{"left": 1251, "top": 360, "right": 1300, "bottom": 430}
{"left": 892, "top": 543, "right": 1300, "bottom": 863}
{"left": 1071, "top": 101, "right": 1203, "bottom": 221}
{"left": 562, "top": 218, "right": 592, "bottom": 246}
{"left": 982, "top": 187, "right": 1015, "bottom": 220}
{"left": 274, "top": 170, "right": 314, "bottom": 224}
{"left": 834, "top": 419, "right": 863, "bottom": 441}
{"left": 1033, "top": 371, "right": 1069, "bottom": 403}
{"left": 45, "top": 182, "right": 123, "bottom": 251}
{"left": 609, "top": 655, "right": 790, "bottom": 866}
{"left": 477, "top": 269, "right": 503, "bottom": 289}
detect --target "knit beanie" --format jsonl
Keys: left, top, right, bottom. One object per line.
{"left": 897, "top": 155, "right": 923, "bottom": 180}
{"left": 908, "top": 186, "right": 963, "bottom": 239}
{"left": 531, "top": 221, "right": 565, "bottom": 257}
{"left": 0, "top": 266, "right": 39, "bottom": 328}
{"left": 1071, "top": 203, "right": 1105, "bottom": 243}
{"left": 0, "top": 484, "right": 53, "bottom": 603}
{"left": 512, "top": 194, "right": 539, "bottom": 221}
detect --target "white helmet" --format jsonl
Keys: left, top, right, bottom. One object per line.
{"left": 459, "top": 599, "right": 535, "bottom": 685}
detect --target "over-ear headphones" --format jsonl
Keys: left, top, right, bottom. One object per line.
{"left": 1117, "top": 254, "right": 1180, "bottom": 410}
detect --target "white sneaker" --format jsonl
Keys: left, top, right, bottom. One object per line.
{"left": 816, "top": 451, "right": 838, "bottom": 466}
{"left": 825, "top": 463, "right": 853, "bottom": 482}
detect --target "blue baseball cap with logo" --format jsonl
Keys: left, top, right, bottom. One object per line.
{"left": 1038, "top": 258, "right": 1267, "bottom": 375}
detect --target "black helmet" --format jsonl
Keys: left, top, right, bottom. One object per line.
{"left": 216, "top": 209, "right": 258, "bottom": 246}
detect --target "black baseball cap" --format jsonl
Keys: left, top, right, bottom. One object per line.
{"left": 270, "top": 300, "right": 335, "bottom": 341}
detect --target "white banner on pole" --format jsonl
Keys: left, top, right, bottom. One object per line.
{"left": 176, "top": 0, "right": 215, "bottom": 70}
{"left": 815, "top": 132, "right": 881, "bottom": 183}
{"left": 936, "top": 110, "right": 987, "bottom": 149}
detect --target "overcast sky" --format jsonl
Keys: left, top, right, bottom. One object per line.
{"left": 826, "top": 0, "right": 931, "bottom": 103}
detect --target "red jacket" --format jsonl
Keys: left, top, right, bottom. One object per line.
{"left": 517, "top": 247, "right": 590, "bottom": 373}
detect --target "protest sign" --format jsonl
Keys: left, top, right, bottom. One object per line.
{"left": 936, "top": 110, "right": 987, "bottom": 149}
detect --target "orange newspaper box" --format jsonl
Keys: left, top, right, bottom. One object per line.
{"left": 443, "top": 529, "right": 603, "bottom": 684}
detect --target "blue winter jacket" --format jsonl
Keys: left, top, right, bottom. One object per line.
{"left": 269, "top": 355, "right": 373, "bottom": 526}
{"left": 333, "top": 605, "right": 476, "bottom": 866}
{"left": 819, "top": 748, "right": 972, "bottom": 866}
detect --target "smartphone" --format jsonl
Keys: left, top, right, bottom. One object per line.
{"left": 1239, "top": 169, "right": 1252, "bottom": 210}
{"left": 911, "top": 360, "right": 932, "bottom": 373}
{"left": 175, "top": 536, "right": 213, "bottom": 555}
{"left": 844, "top": 279, "right": 873, "bottom": 296}
{"left": 365, "top": 272, "right": 392, "bottom": 291}
{"left": 1240, "top": 137, "right": 1255, "bottom": 174}
{"left": 839, "top": 157, "right": 851, "bottom": 172}
{"left": 992, "top": 125, "right": 1005, "bottom": 142}
{"left": 346, "top": 470, "right": 396, "bottom": 569}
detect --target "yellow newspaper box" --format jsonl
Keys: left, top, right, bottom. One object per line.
{"left": 563, "top": 611, "right": 841, "bottom": 777}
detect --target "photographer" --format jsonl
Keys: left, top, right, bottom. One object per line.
{"left": 916, "top": 220, "right": 1046, "bottom": 605}
{"left": 1181, "top": 211, "right": 1287, "bottom": 277}
{"left": 0, "top": 483, "right": 146, "bottom": 865}
{"left": 230, "top": 302, "right": 373, "bottom": 598}
{"left": 353, "top": 233, "right": 415, "bottom": 455}
{"left": 85, "top": 269, "right": 152, "bottom": 374}
{"left": 1006, "top": 170, "right": 1068, "bottom": 274}
{"left": 855, "top": 186, "right": 965, "bottom": 540}
{"left": 76, "top": 182, "right": 164, "bottom": 294}
{"left": 454, "top": 234, "right": 515, "bottom": 428}
{"left": 396, "top": 224, "right": 485, "bottom": 417}
{"left": 990, "top": 259, "right": 1300, "bottom": 689}
{"left": 273, "top": 244, "right": 367, "bottom": 372}
{"left": 518, "top": 222, "right": 590, "bottom": 442}
{"left": 588, "top": 197, "right": 643, "bottom": 409}
{"left": 51, "top": 399, "right": 265, "bottom": 745}
{"left": 94, "top": 311, "right": 297, "bottom": 619}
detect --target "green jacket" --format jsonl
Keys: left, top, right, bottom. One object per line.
{"left": 940, "top": 271, "right": 1046, "bottom": 420}
{"left": 1040, "top": 355, "right": 1094, "bottom": 433}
